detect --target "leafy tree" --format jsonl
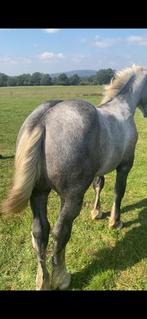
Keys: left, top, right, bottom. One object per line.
{"left": 16, "top": 74, "right": 25, "bottom": 86}
{"left": 15, "top": 74, "right": 31, "bottom": 86}
{"left": 31, "top": 72, "right": 42, "bottom": 85}
{"left": 0, "top": 68, "right": 116, "bottom": 87}
{"left": 0, "top": 73, "right": 8, "bottom": 86}
{"left": 96, "top": 68, "right": 115, "bottom": 85}
{"left": 40, "top": 74, "right": 52, "bottom": 85}
{"left": 69, "top": 74, "right": 80, "bottom": 85}
{"left": 7, "top": 76, "right": 17, "bottom": 86}
{"left": 57, "top": 73, "right": 69, "bottom": 85}
{"left": 51, "top": 77, "right": 58, "bottom": 85}
{"left": 23, "top": 74, "right": 32, "bottom": 86}
{"left": 79, "top": 77, "right": 90, "bottom": 85}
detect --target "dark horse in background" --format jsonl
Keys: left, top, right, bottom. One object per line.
{"left": 2, "top": 65, "right": 147, "bottom": 290}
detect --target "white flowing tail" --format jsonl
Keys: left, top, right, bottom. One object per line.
{"left": 1, "top": 126, "right": 43, "bottom": 215}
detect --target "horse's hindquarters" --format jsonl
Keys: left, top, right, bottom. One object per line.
{"left": 43, "top": 102, "right": 100, "bottom": 194}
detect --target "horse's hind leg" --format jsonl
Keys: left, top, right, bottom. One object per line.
{"left": 51, "top": 193, "right": 83, "bottom": 290}
{"left": 30, "top": 190, "right": 50, "bottom": 290}
{"left": 91, "top": 176, "right": 105, "bottom": 220}
{"left": 109, "top": 160, "right": 133, "bottom": 229}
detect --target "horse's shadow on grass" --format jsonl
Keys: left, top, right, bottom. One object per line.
{"left": 70, "top": 198, "right": 147, "bottom": 290}
{"left": 0, "top": 155, "right": 14, "bottom": 160}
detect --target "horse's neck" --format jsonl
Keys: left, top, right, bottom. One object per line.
{"left": 124, "top": 75, "right": 146, "bottom": 114}
{"left": 99, "top": 74, "right": 146, "bottom": 119}
{"left": 100, "top": 98, "right": 132, "bottom": 120}
{"left": 102, "top": 76, "right": 146, "bottom": 117}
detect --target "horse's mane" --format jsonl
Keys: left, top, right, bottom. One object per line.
{"left": 101, "top": 64, "right": 145, "bottom": 104}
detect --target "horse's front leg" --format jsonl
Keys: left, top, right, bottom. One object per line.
{"left": 109, "top": 161, "right": 133, "bottom": 229}
{"left": 91, "top": 176, "right": 105, "bottom": 220}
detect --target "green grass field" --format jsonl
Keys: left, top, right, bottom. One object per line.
{"left": 0, "top": 85, "right": 147, "bottom": 290}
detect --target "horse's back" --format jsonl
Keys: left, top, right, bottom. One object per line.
{"left": 45, "top": 99, "right": 98, "bottom": 136}
{"left": 16, "top": 100, "right": 63, "bottom": 147}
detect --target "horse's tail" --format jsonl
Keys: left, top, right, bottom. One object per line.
{"left": 1, "top": 125, "right": 43, "bottom": 215}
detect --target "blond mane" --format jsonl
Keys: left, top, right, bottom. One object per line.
{"left": 101, "top": 64, "right": 145, "bottom": 104}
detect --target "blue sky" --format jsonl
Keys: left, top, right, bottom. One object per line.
{"left": 0, "top": 28, "right": 147, "bottom": 75}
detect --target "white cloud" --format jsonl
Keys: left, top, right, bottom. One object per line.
{"left": 93, "top": 36, "right": 122, "bottom": 48}
{"left": 0, "top": 56, "right": 31, "bottom": 65}
{"left": 94, "top": 36, "right": 111, "bottom": 48}
{"left": 39, "top": 51, "right": 64, "bottom": 61}
{"left": 94, "top": 40, "right": 110, "bottom": 48}
{"left": 43, "top": 29, "right": 60, "bottom": 34}
{"left": 86, "top": 34, "right": 147, "bottom": 49}
{"left": 127, "top": 35, "right": 147, "bottom": 46}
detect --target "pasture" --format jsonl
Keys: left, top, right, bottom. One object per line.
{"left": 0, "top": 85, "right": 147, "bottom": 290}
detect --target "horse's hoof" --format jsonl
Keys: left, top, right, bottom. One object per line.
{"left": 36, "top": 271, "right": 51, "bottom": 290}
{"left": 36, "top": 262, "right": 51, "bottom": 290}
{"left": 51, "top": 270, "right": 71, "bottom": 290}
{"left": 59, "top": 273, "right": 71, "bottom": 290}
{"left": 91, "top": 209, "right": 103, "bottom": 220}
{"left": 108, "top": 219, "right": 123, "bottom": 229}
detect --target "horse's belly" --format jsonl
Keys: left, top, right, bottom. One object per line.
{"left": 96, "top": 147, "right": 124, "bottom": 176}
{"left": 96, "top": 161, "right": 119, "bottom": 176}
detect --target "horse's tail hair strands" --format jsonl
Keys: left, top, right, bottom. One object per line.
{"left": 1, "top": 126, "right": 43, "bottom": 216}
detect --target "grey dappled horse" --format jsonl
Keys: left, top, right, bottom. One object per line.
{"left": 2, "top": 65, "right": 147, "bottom": 290}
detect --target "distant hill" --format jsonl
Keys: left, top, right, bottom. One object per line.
{"left": 51, "top": 70, "right": 97, "bottom": 78}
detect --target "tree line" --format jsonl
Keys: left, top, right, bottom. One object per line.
{"left": 0, "top": 68, "right": 115, "bottom": 87}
